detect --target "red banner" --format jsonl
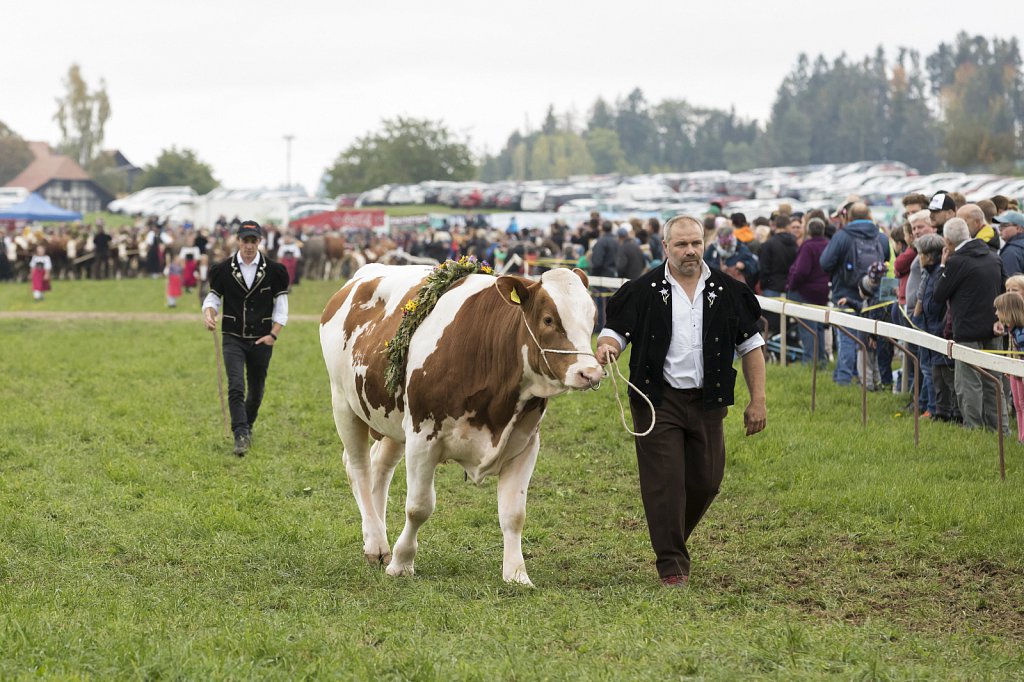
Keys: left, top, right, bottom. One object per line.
{"left": 290, "top": 210, "right": 387, "bottom": 230}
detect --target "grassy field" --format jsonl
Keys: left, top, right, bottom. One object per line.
{"left": 1, "top": 279, "right": 1022, "bottom": 680}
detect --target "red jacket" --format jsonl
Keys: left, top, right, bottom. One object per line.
{"left": 893, "top": 246, "right": 916, "bottom": 306}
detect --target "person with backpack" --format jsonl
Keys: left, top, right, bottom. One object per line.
{"left": 820, "top": 203, "right": 891, "bottom": 386}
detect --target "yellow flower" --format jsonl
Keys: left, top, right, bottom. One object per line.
{"left": 383, "top": 340, "right": 390, "bottom": 348}
{"left": 404, "top": 300, "right": 419, "bottom": 313}
{"left": 481, "top": 266, "right": 493, "bottom": 274}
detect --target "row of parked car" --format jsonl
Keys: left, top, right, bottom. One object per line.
{"left": 352, "top": 164, "right": 1024, "bottom": 218}
{"left": 106, "top": 161, "right": 1024, "bottom": 227}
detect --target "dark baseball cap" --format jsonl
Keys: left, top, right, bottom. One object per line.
{"left": 237, "top": 220, "right": 263, "bottom": 239}
{"left": 928, "top": 192, "right": 956, "bottom": 212}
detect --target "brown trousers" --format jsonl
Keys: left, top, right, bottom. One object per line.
{"left": 631, "top": 387, "right": 726, "bottom": 579}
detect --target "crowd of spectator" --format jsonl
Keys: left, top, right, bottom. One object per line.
{"left": 4, "top": 189, "right": 1024, "bottom": 438}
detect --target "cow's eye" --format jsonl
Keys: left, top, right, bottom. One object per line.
{"left": 543, "top": 315, "right": 554, "bottom": 326}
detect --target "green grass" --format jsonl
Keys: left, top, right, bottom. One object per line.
{"left": 0, "top": 277, "right": 343, "bottom": 317}
{"left": 1, "top": 279, "right": 1022, "bottom": 680}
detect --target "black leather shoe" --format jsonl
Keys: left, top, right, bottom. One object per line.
{"left": 233, "top": 432, "right": 250, "bottom": 457}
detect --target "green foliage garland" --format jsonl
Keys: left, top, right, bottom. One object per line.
{"left": 384, "top": 256, "right": 495, "bottom": 396}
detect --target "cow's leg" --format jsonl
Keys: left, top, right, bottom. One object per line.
{"left": 386, "top": 446, "right": 438, "bottom": 577}
{"left": 370, "top": 436, "right": 404, "bottom": 530}
{"left": 497, "top": 434, "right": 540, "bottom": 586}
{"left": 332, "top": 392, "right": 390, "bottom": 565}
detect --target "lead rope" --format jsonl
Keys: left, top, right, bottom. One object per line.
{"left": 518, "top": 309, "right": 656, "bottom": 438}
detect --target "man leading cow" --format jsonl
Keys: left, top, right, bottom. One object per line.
{"left": 596, "top": 215, "right": 767, "bottom": 588}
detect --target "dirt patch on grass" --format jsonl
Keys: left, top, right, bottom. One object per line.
{"left": 722, "top": 533, "right": 1024, "bottom": 640}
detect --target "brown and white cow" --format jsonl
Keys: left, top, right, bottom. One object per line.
{"left": 320, "top": 263, "right": 603, "bottom": 585}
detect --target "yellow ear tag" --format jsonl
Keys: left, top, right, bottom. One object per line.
{"left": 510, "top": 288, "right": 521, "bottom": 305}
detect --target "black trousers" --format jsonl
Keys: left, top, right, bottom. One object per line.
{"left": 631, "top": 387, "right": 726, "bottom": 579}
{"left": 222, "top": 334, "right": 274, "bottom": 436}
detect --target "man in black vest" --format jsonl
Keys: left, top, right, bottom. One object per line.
{"left": 203, "top": 221, "right": 290, "bottom": 456}
{"left": 596, "top": 215, "right": 767, "bottom": 587}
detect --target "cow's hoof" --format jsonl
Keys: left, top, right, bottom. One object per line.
{"left": 364, "top": 551, "right": 391, "bottom": 567}
{"left": 503, "top": 571, "right": 535, "bottom": 588}
{"left": 385, "top": 562, "right": 415, "bottom": 577}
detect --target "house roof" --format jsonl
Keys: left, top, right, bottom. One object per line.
{"left": 101, "top": 148, "right": 140, "bottom": 170}
{"left": 5, "top": 142, "right": 93, "bottom": 192}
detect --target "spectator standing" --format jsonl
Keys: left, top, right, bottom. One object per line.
{"left": 166, "top": 256, "right": 183, "bottom": 308}
{"left": 994, "top": 293, "right": 1024, "bottom": 443}
{"left": 179, "top": 236, "right": 201, "bottom": 293}
{"left": 646, "top": 217, "right": 664, "bottom": 264}
{"left": 913, "top": 234, "right": 952, "bottom": 420}
{"left": 819, "top": 203, "right": 891, "bottom": 386}
{"left": 995, "top": 211, "right": 1024, "bottom": 276}
{"left": 901, "top": 193, "right": 929, "bottom": 216}
{"left": 759, "top": 214, "right": 799, "bottom": 335}
{"left": 704, "top": 226, "right": 759, "bottom": 289}
{"left": 29, "top": 244, "right": 52, "bottom": 302}
{"left": 731, "top": 213, "right": 758, "bottom": 252}
{"left": 0, "top": 231, "right": 11, "bottom": 281}
{"left": 958, "top": 204, "right": 1000, "bottom": 251}
{"left": 932, "top": 218, "right": 1008, "bottom": 432}
{"left": 616, "top": 227, "right": 645, "bottom": 280}
{"left": 837, "top": 262, "right": 889, "bottom": 391}
{"left": 786, "top": 218, "right": 831, "bottom": 365}
{"left": 928, "top": 191, "right": 957, "bottom": 234}
{"left": 92, "top": 222, "right": 111, "bottom": 279}
{"left": 277, "top": 235, "right": 302, "bottom": 286}
{"left": 589, "top": 220, "right": 620, "bottom": 332}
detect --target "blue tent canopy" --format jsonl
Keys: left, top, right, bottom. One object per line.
{"left": 0, "top": 193, "right": 82, "bottom": 221}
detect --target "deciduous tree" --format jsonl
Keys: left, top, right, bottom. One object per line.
{"left": 53, "top": 64, "right": 110, "bottom": 168}
{"left": 0, "top": 121, "right": 33, "bottom": 185}
{"left": 136, "top": 147, "right": 218, "bottom": 194}
{"left": 324, "top": 117, "right": 475, "bottom": 195}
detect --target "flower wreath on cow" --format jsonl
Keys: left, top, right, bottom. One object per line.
{"left": 384, "top": 255, "right": 494, "bottom": 396}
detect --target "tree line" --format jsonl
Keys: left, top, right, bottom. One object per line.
{"left": 477, "top": 32, "right": 1023, "bottom": 183}
{"left": 0, "top": 32, "right": 1020, "bottom": 197}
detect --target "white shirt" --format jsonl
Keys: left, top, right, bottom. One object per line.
{"left": 29, "top": 254, "right": 52, "bottom": 271}
{"left": 202, "top": 251, "right": 289, "bottom": 327}
{"left": 600, "top": 262, "right": 763, "bottom": 389}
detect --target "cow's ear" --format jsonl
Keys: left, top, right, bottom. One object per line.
{"left": 572, "top": 267, "right": 589, "bottom": 289}
{"left": 495, "top": 276, "right": 534, "bottom": 306}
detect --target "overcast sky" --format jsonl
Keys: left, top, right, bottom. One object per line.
{"left": 3, "top": 1, "right": 1017, "bottom": 194}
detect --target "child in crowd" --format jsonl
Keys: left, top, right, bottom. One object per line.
{"left": 994, "top": 291, "right": 1024, "bottom": 443}
{"left": 166, "top": 255, "right": 183, "bottom": 308}
{"left": 29, "top": 244, "right": 51, "bottom": 302}
{"left": 838, "top": 261, "right": 889, "bottom": 390}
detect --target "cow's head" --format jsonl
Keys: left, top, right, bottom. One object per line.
{"left": 494, "top": 268, "right": 604, "bottom": 393}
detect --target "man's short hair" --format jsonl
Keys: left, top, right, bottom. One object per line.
{"left": 915, "top": 233, "right": 945, "bottom": 258}
{"left": 773, "top": 214, "right": 790, "bottom": 231}
{"left": 806, "top": 218, "right": 826, "bottom": 237}
{"left": 902, "top": 193, "right": 929, "bottom": 209}
{"left": 662, "top": 215, "right": 703, "bottom": 243}
{"left": 976, "top": 199, "right": 997, "bottom": 224}
{"left": 958, "top": 203, "right": 985, "bottom": 226}
{"left": 601, "top": 220, "right": 613, "bottom": 233}
{"left": 848, "top": 203, "right": 871, "bottom": 221}
{"left": 730, "top": 212, "right": 747, "bottom": 228}
{"left": 944, "top": 218, "right": 970, "bottom": 246}
{"left": 949, "top": 192, "right": 966, "bottom": 209}
{"left": 752, "top": 216, "right": 770, "bottom": 227}
{"left": 908, "top": 209, "right": 931, "bottom": 226}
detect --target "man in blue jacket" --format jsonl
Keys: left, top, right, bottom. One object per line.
{"left": 819, "top": 203, "right": 891, "bottom": 386}
{"left": 996, "top": 211, "right": 1024, "bottom": 277}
